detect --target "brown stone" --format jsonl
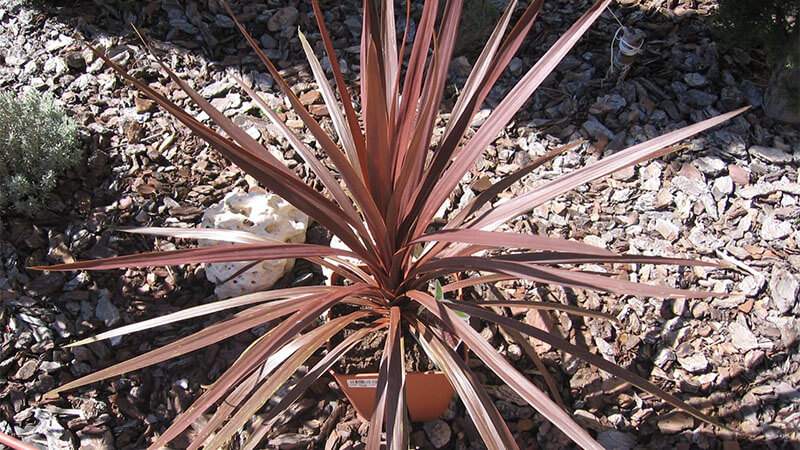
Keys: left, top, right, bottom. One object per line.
{"left": 309, "top": 104, "right": 328, "bottom": 116}
{"left": 516, "top": 418, "right": 535, "bottom": 432}
{"left": 299, "top": 90, "right": 321, "bottom": 106}
{"left": 728, "top": 164, "right": 749, "bottom": 185}
{"left": 134, "top": 96, "right": 156, "bottom": 113}
{"left": 738, "top": 298, "right": 754, "bottom": 313}
{"left": 657, "top": 413, "right": 694, "bottom": 434}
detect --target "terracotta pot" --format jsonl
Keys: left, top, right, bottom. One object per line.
{"left": 332, "top": 372, "right": 454, "bottom": 422}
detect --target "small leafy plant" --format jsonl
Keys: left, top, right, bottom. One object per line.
{"left": 0, "top": 89, "right": 79, "bottom": 213}
{"left": 456, "top": 0, "right": 503, "bottom": 55}
{"left": 715, "top": 0, "right": 799, "bottom": 68}
{"left": 37, "top": 0, "right": 747, "bottom": 448}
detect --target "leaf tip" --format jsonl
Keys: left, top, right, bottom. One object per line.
{"left": 64, "top": 338, "right": 93, "bottom": 348}
{"left": 43, "top": 390, "right": 61, "bottom": 401}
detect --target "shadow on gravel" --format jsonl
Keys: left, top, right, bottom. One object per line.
{"left": 25, "top": 0, "right": 335, "bottom": 70}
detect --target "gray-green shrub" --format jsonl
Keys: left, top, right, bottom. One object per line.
{"left": 0, "top": 90, "right": 80, "bottom": 213}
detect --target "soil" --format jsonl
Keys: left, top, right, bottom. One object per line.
{"left": 329, "top": 304, "right": 438, "bottom": 374}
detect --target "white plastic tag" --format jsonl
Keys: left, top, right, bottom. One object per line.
{"left": 347, "top": 378, "right": 378, "bottom": 388}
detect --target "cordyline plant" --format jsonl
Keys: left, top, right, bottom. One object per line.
{"left": 34, "top": 0, "right": 747, "bottom": 448}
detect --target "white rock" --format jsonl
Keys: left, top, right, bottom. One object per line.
{"left": 739, "top": 274, "right": 766, "bottom": 297}
{"left": 200, "top": 192, "right": 308, "bottom": 298}
{"left": 769, "top": 269, "right": 799, "bottom": 314}
{"left": 654, "top": 218, "right": 679, "bottom": 241}
{"left": 654, "top": 347, "right": 675, "bottom": 368}
{"left": 760, "top": 213, "right": 792, "bottom": 241}
{"left": 583, "top": 235, "right": 607, "bottom": 249}
{"left": 322, "top": 235, "right": 359, "bottom": 285}
{"left": 79, "top": 430, "right": 114, "bottom": 450}
{"left": 738, "top": 179, "right": 800, "bottom": 199}
{"left": 688, "top": 226, "right": 722, "bottom": 254}
{"left": 730, "top": 321, "right": 759, "bottom": 351}
{"left": 458, "top": 187, "right": 476, "bottom": 210}
{"left": 672, "top": 175, "right": 708, "bottom": 197}
{"left": 200, "top": 80, "right": 233, "bottom": 98}
{"left": 677, "top": 352, "right": 708, "bottom": 373}
{"left": 44, "top": 56, "right": 68, "bottom": 76}
{"left": 711, "top": 176, "right": 734, "bottom": 200}
{"left": 433, "top": 198, "right": 451, "bottom": 221}
{"left": 749, "top": 145, "right": 792, "bottom": 164}
{"left": 471, "top": 108, "right": 491, "bottom": 128}
{"left": 45, "top": 35, "right": 74, "bottom": 52}
{"left": 693, "top": 156, "right": 725, "bottom": 176}
{"left": 245, "top": 126, "right": 261, "bottom": 140}
{"left": 640, "top": 162, "right": 662, "bottom": 191}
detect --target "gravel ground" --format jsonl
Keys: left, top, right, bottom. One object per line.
{"left": 0, "top": 0, "right": 798, "bottom": 449}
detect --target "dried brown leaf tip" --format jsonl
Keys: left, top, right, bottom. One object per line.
{"left": 38, "top": 0, "right": 748, "bottom": 448}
